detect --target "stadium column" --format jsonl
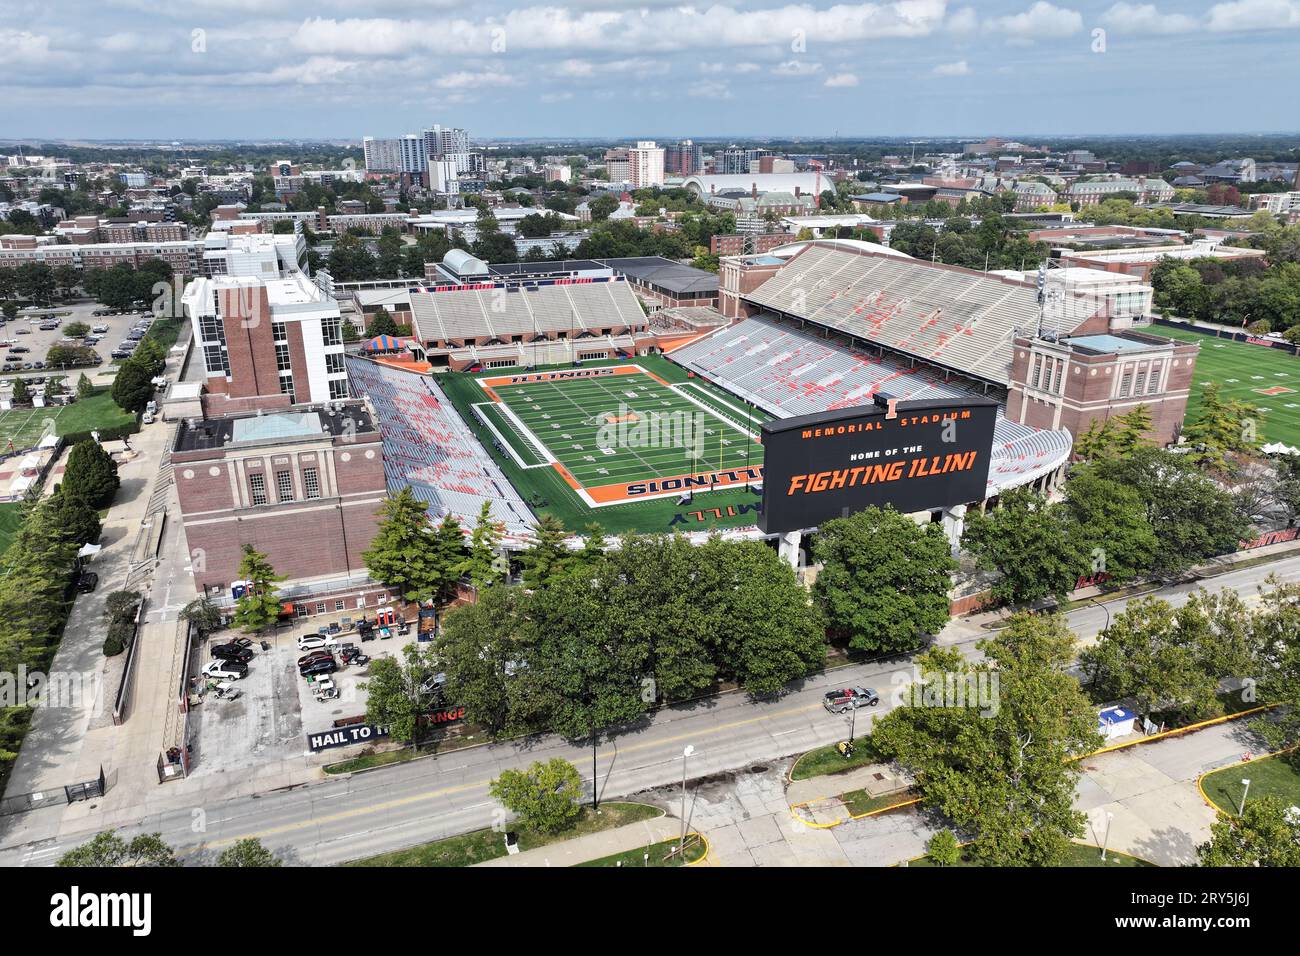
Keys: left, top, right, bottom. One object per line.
{"left": 941, "top": 504, "right": 967, "bottom": 557}
{"left": 778, "top": 530, "right": 801, "bottom": 569}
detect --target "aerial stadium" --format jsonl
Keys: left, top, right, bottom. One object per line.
{"left": 346, "top": 239, "right": 1197, "bottom": 550}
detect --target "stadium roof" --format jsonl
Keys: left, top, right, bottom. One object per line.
{"left": 596, "top": 256, "right": 719, "bottom": 295}
{"left": 681, "top": 173, "right": 822, "bottom": 197}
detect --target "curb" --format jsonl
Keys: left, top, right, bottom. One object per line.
{"left": 1195, "top": 744, "right": 1300, "bottom": 816}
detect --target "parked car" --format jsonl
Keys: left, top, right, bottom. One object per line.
{"left": 296, "top": 633, "right": 339, "bottom": 651}
{"left": 297, "top": 649, "right": 334, "bottom": 667}
{"left": 211, "top": 643, "right": 254, "bottom": 664}
{"left": 91, "top": 324, "right": 109, "bottom": 333}
{"left": 299, "top": 657, "right": 338, "bottom": 678}
{"left": 76, "top": 571, "right": 99, "bottom": 593}
{"left": 822, "top": 687, "right": 880, "bottom": 714}
{"left": 203, "top": 660, "right": 248, "bottom": 681}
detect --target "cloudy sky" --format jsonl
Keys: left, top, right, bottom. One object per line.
{"left": 1, "top": 0, "right": 1298, "bottom": 141}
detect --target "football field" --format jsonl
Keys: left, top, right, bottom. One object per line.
{"left": 1156, "top": 325, "right": 1300, "bottom": 447}
{"left": 472, "top": 364, "right": 764, "bottom": 507}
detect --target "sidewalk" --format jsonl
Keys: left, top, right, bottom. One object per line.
{"left": 477, "top": 814, "right": 686, "bottom": 867}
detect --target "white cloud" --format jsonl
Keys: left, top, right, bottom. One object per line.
{"left": 773, "top": 59, "right": 823, "bottom": 76}
{"left": 97, "top": 31, "right": 176, "bottom": 54}
{"left": 0, "top": 29, "right": 53, "bottom": 64}
{"left": 946, "top": 5, "right": 979, "bottom": 33}
{"left": 555, "top": 58, "right": 594, "bottom": 77}
{"left": 986, "top": 2, "right": 1084, "bottom": 39}
{"left": 688, "top": 80, "right": 733, "bottom": 99}
{"left": 933, "top": 59, "right": 971, "bottom": 75}
{"left": 1206, "top": 0, "right": 1300, "bottom": 31}
{"left": 290, "top": 2, "right": 951, "bottom": 57}
{"left": 700, "top": 61, "right": 761, "bottom": 74}
{"left": 825, "top": 72, "right": 860, "bottom": 87}
{"left": 1100, "top": 3, "right": 1200, "bottom": 34}
{"left": 433, "top": 69, "right": 515, "bottom": 89}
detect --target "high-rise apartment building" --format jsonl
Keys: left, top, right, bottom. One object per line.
{"left": 629, "top": 141, "right": 665, "bottom": 188}
{"left": 665, "top": 140, "right": 703, "bottom": 177}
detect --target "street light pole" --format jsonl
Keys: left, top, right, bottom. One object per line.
{"left": 1101, "top": 811, "right": 1114, "bottom": 861}
{"left": 679, "top": 745, "right": 695, "bottom": 849}
{"left": 1239, "top": 778, "right": 1251, "bottom": 815}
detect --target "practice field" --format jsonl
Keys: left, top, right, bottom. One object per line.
{"left": 0, "top": 389, "right": 136, "bottom": 453}
{"left": 1155, "top": 325, "right": 1300, "bottom": 447}
{"left": 439, "top": 356, "right": 770, "bottom": 535}
{"left": 473, "top": 363, "right": 764, "bottom": 507}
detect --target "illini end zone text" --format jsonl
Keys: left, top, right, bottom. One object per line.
{"left": 785, "top": 450, "right": 980, "bottom": 496}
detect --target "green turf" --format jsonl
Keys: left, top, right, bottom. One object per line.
{"left": 576, "top": 835, "right": 706, "bottom": 867}
{"left": 0, "top": 501, "right": 23, "bottom": 556}
{"left": 0, "top": 388, "right": 135, "bottom": 452}
{"left": 1201, "top": 753, "right": 1300, "bottom": 816}
{"left": 487, "top": 365, "right": 761, "bottom": 488}
{"left": 1154, "top": 325, "right": 1300, "bottom": 446}
{"left": 438, "top": 355, "right": 768, "bottom": 535}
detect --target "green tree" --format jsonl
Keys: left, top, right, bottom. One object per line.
{"left": 1181, "top": 382, "right": 1260, "bottom": 469}
{"left": 61, "top": 440, "right": 119, "bottom": 508}
{"left": 1078, "top": 596, "right": 1222, "bottom": 718}
{"left": 57, "top": 831, "right": 178, "bottom": 867}
{"left": 1251, "top": 577, "right": 1300, "bottom": 751}
{"left": 812, "top": 507, "right": 955, "bottom": 654}
{"left": 962, "top": 488, "right": 1083, "bottom": 606}
{"left": 180, "top": 596, "right": 223, "bottom": 636}
{"left": 1113, "top": 404, "right": 1153, "bottom": 454}
{"left": 111, "top": 359, "right": 155, "bottom": 414}
{"left": 489, "top": 758, "right": 584, "bottom": 834}
{"left": 519, "top": 514, "right": 571, "bottom": 589}
{"left": 437, "top": 584, "right": 532, "bottom": 737}
{"left": 361, "top": 641, "right": 442, "bottom": 745}
{"left": 1089, "top": 447, "right": 1248, "bottom": 577}
{"left": 76, "top": 373, "right": 94, "bottom": 399}
{"left": 216, "top": 837, "right": 282, "bottom": 867}
{"left": 49, "top": 491, "right": 102, "bottom": 546}
{"left": 231, "top": 545, "right": 285, "bottom": 633}
{"left": 1062, "top": 470, "right": 1157, "bottom": 585}
{"left": 462, "top": 501, "right": 504, "bottom": 591}
{"left": 926, "top": 829, "right": 962, "bottom": 867}
{"left": 11, "top": 377, "right": 30, "bottom": 405}
{"left": 873, "top": 613, "right": 1102, "bottom": 867}
{"left": 366, "top": 308, "right": 399, "bottom": 337}
{"left": 1197, "top": 795, "right": 1300, "bottom": 867}
{"left": 362, "top": 486, "right": 445, "bottom": 603}
{"left": 63, "top": 320, "right": 91, "bottom": 339}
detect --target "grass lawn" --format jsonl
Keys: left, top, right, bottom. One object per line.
{"left": 908, "top": 843, "right": 1154, "bottom": 867}
{"left": 576, "top": 835, "right": 706, "bottom": 867}
{"left": 1154, "top": 324, "right": 1300, "bottom": 447}
{"left": 438, "top": 354, "right": 767, "bottom": 535}
{"left": 343, "top": 801, "right": 663, "bottom": 867}
{"left": 841, "top": 788, "right": 918, "bottom": 817}
{"left": 1201, "top": 752, "right": 1300, "bottom": 816}
{"left": 0, "top": 501, "right": 23, "bottom": 556}
{"left": 790, "top": 737, "right": 882, "bottom": 782}
{"left": 0, "top": 387, "right": 134, "bottom": 451}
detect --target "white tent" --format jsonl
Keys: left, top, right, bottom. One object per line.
{"left": 1262, "top": 442, "right": 1300, "bottom": 456}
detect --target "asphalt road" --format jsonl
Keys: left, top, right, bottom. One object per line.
{"left": 2, "top": 552, "right": 1296, "bottom": 867}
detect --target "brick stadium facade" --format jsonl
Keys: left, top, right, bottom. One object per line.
{"left": 171, "top": 403, "right": 387, "bottom": 600}
{"left": 1007, "top": 330, "right": 1198, "bottom": 446}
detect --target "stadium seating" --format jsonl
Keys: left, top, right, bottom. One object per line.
{"left": 409, "top": 278, "right": 646, "bottom": 344}
{"left": 743, "top": 245, "right": 1044, "bottom": 385}
{"left": 669, "top": 315, "right": 1074, "bottom": 497}
{"left": 346, "top": 356, "right": 536, "bottom": 534}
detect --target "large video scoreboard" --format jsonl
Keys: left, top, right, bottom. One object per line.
{"left": 758, "top": 395, "right": 998, "bottom": 535}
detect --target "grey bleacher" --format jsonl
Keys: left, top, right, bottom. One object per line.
{"left": 744, "top": 245, "right": 1044, "bottom": 386}
{"left": 345, "top": 355, "right": 536, "bottom": 534}
{"left": 670, "top": 315, "right": 982, "bottom": 418}
{"left": 407, "top": 279, "right": 642, "bottom": 342}
{"left": 669, "top": 315, "right": 1074, "bottom": 494}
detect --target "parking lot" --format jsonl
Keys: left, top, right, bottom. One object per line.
{"left": 187, "top": 615, "right": 422, "bottom": 777}
{"left": 0, "top": 299, "right": 157, "bottom": 381}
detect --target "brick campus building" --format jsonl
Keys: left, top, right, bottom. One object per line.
{"left": 171, "top": 405, "right": 390, "bottom": 606}
{"left": 175, "top": 231, "right": 392, "bottom": 614}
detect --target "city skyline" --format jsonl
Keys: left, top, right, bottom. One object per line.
{"left": 2, "top": 1, "right": 1300, "bottom": 140}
